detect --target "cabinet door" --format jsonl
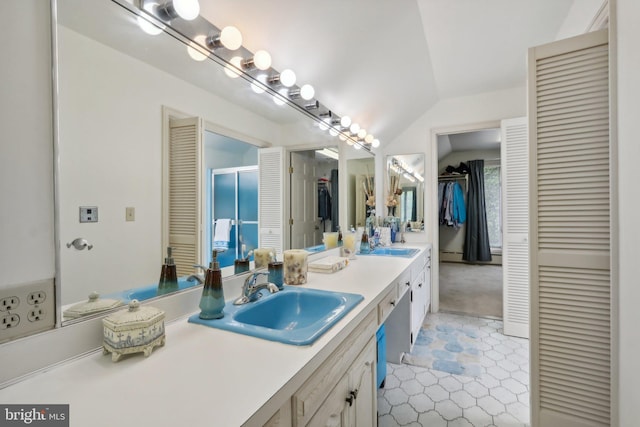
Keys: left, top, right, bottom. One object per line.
{"left": 411, "top": 268, "right": 428, "bottom": 344}
{"left": 348, "top": 339, "right": 376, "bottom": 427}
{"left": 306, "top": 375, "right": 350, "bottom": 427}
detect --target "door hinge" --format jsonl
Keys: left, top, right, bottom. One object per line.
{"left": 289, "top": 218, "right": 294, "bottom": 225}
{"left": 289, "top": 166, "right": 294, "bottom": 174}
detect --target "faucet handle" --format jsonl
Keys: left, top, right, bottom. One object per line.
{"left": 193, "top": 264, "right": 207, "bottom": 272}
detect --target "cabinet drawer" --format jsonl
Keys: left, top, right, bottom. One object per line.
{"left": 377, "top": 287, "right": 397, "bottom": 325}
{"left": 293, "top": 310, "right": 376, "bottom": 426}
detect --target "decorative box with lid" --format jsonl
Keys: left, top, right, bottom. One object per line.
{"left": 102, "top": 300, "right": 165, "bottom": 362}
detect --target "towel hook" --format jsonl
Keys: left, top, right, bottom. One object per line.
{"left": 66, "top": 238, "right": 93, "bottom": 251}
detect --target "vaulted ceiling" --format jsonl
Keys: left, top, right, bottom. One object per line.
{"left": 199, "top": 0, "right": 603, "bottom": 147}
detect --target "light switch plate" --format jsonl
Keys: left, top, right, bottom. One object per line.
{"left": 126, "top": 207, "right": 135, "bottom": 222}
{"left": 79, "top": 206, "right": 98, "bottom": 223}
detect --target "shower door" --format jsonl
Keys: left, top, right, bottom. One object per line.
{"left": 207, "top": 166, "right": 258, "bottom": 268}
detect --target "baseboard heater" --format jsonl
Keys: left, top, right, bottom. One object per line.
{"left": 439, "top": 250, "right": 503, "bottom": 266}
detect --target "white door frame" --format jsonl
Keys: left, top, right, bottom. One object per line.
{"left": 429, "top": 120, "right": 501, "bottom": 314}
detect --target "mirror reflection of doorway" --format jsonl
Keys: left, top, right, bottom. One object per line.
{"left": 437, "top": 128, "right": 503, "bottom": 319}
{"left": 289, "top": 149, "right": 339, "bottom": 250}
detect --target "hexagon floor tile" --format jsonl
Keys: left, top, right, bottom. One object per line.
{"left": 378, "top": 312, "right": 530, "bottom": 426}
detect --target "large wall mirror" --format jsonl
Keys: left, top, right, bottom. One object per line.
{"left": 56, "top": 0, "right": 365, "bottom": 322}
{"left": 345, "top": 149, "right": 376, "bottom": 230}
{"left": 386, "top": 154, "right": 425, "bottom": 231}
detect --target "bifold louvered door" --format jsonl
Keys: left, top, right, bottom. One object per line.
{"left": 501, "top": 117, "right": 529, "bottom": 338}
{"left": 529, "top": 29, "right": 611, "bottom": 427}
{"left": 166, "top": 117, "right": 202, "bottom": 276}
{"left": 258, "top": 147, "right": 284, "bottom": 255}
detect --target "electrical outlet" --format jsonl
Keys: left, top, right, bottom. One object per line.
{"left": 1, "top": 296, "right": 20, "bottom": 311}
{"left": 27, "top": 307, "right": 45, "bottom": 322}
{"left": 0, "top": 279, "right": 55, "bottom": 343}
{"left": 1, "top": 314, "right": 20, "bottom": 330}
{"left": 28, "top": 291, "right": 46, "bottom": 305}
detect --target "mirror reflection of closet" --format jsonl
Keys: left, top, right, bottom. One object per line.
{"left": 436, "top": 128, "right": 504, "bottom": 319}
{"left": 289, "top": 148, "right": 339, "bottom": 252}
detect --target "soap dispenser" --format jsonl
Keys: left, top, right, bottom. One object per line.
{"left": 360, "top": 231, "right": 371, "bottom": 254}
{"left": 157, "top": 247, "right": 179, "bottom": 296}
{"left": 199, "top": 250, "right": 225, "bottom": 319}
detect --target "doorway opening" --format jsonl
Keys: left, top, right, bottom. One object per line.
{"left": 436, "top": 127, "right": 503, "bottom": 319}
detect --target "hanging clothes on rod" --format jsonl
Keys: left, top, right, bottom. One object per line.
{"left": 438, "top": 180, "right": 466, "bottom": 228}
{"left": 318, "top": 181, "right": 332, "bottom": 223}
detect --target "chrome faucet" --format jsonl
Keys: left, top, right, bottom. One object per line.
{"left": 187, "top": 264, "right": 207, "bottom": 284}
{"left": 234, "top": 271, "right": 279, "bottom": 305}
{"left": 187, "top": 274, "right": 204, "bottom": 285}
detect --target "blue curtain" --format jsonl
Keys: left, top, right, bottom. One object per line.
{"left": 463, "top": 160, "right": 492, "bottom": 262}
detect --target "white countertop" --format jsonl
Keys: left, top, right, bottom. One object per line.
{"left": 0, "top": 245, "right": 428, "bottom": 427}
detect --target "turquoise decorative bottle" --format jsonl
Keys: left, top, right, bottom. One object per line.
{"left": 157, "top": 247, "right": 179, "bottom": 296}
{"left": 199, "top": 250, "right": 225, "bottom": 319}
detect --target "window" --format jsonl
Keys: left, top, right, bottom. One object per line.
{"left": 483, "top": 164, "right": 502, "bottom": 249}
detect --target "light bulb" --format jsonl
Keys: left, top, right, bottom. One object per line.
{"left": 371, "top": 139, "right": 380, "bottom": 148}
{"left": 253, "top": 50, "right": 272, "bottom": 70}
{"left": 365, "top": 134, "right": 374, "bottom": 144}
{"left": 220, "top": 26, "right": 242, "bottom": 50}
{"left": 300, "top": 84, "right": 315, "bottom": 100}
{"left": 279, "top": 69, "right": 296, "bottom": 87}
{"left": 137, "top": 15, "right": 164, "bottom": 35}
{"left": 224, "top": 56, "right": 243, "bottom": 78}
{"left": 339, "top": 133, "right": 347, "bottom": 141}
{"left": 187, "top": 35, "right": 209, "bottom": 61}
{"left": 251, "top": 74, "right": 268, "bottom": 94}
{"left": 357, "top": 129, "right": 367, "bottom": 139}
{"left": 329, "top": 128, "right": 339, "bottom": 137}
{"left": 173, "top": 0, "right": 200, "bottom": 20}
{"left": 340, "top": 116, "right": 351, "bottom": 128}
{"left": 354, "top": 143, "right": 362, "bottom": 150}
{"left": 350, "top": 123, "right": 360, "bottom": 134}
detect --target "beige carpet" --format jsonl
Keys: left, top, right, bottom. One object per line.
{"left": 439, "top": 262, "right": 503, "bottom": 319}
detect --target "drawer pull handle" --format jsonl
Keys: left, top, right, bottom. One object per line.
{"left": 405, "top": 281, "right": 410, "bottom": 287}
{"left": 390, "top": 300, "right": 396, "bottom": 307}
{"left": 418, "top": 283, "right": 423, "bottom": 288}
{"left": 345, "top": 389, "right": 358, "bottom": 406}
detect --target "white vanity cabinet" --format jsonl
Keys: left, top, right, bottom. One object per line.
{"left": 410, "top": 247, "right": 431, "bottom": 348}
{"left": 292, "top": 311, "right": 377, "bottom": 427}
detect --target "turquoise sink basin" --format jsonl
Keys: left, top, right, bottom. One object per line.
{"left": 188, "top": 287, "right": 364, "bottom": 345}
{"left": 361, "top": 247, "right": 420, "bottom": 258}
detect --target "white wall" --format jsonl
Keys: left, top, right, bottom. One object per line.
{"left": 385, "top": 86, "right": 526, "bottom": 245}
{"left": 58, "top": 27, "right": 281, "bottom": 304}
{"left": 0, "top": 1, "right": 54, "bottom": 289}
{"left": 614, "top": 0, "right": 640, "bottom": 423}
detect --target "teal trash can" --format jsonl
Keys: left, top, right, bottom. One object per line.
{"left": 376, "top": 324, "right": 386, "bottom": 388}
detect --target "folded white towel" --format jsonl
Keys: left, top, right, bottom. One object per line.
{"left": 214, "top": 219, "right": 232, "bottom": 251}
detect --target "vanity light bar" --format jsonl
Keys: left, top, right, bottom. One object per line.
{"left": 132, "top": 0, "right": 375, "bottom": 151}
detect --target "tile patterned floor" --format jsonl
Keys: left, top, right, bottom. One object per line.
{"left": 377, "top": 312, "right": 530, "bottom": 427}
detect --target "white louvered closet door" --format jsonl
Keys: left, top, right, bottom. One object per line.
{"left": 258, "top": 147, "right": 285, "bottom": 255}
{"left": 529, "top": 30, "right": 611, "bottom": 427}
{"left": 166, "top": 117, "right": 202, "bottom": 277}
{"left": 501, "top": 117, "right": 529, "bottom": 338}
